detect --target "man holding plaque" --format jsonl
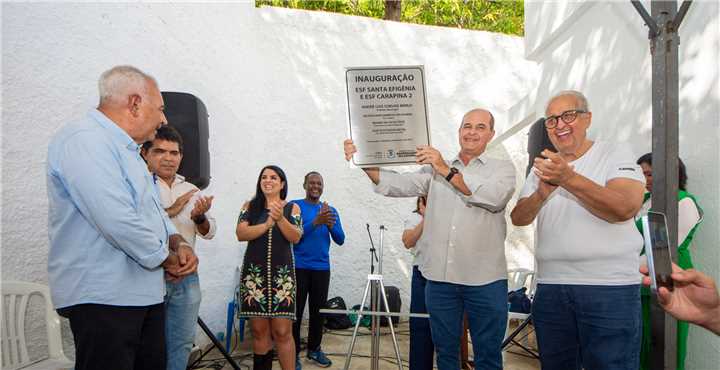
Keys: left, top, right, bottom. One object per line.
{"left": 343, "top": 108, "right": 516, "bottom": 370}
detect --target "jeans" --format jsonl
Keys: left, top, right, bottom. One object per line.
{"left": 293, "top": 268, "right": 331, "bottom": 354}
{"left": 165, "top": 273, "right": 202, "bottom": 370}
{"left": 409, "top": 266, "right": 434, "bottom": 370}
{"left": 58, "top": 303, "right": 166, "bottom": 370}
{"left": 532, "top": 284, "right": 641, "bottom": 370}
{"left": 425, "top": 279, "right": 507, "bottom": 370}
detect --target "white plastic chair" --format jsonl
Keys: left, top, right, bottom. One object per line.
{"left": 507, "top": 268, "right": 534, "bottom": 293}
{"left": 506, "top": 268, "right": 535, "bottom": 331}
{"left": 1, "top": 281, "right": 73, "bottom": 370}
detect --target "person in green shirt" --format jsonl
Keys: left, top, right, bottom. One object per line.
{"left": 635, "top": 153, "right": 703, "bottom": 370}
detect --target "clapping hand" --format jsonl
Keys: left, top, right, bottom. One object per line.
{"left": 268, "top": 200, "right": 286, "bottom": 221}
{"left": 166, "top": 189, "right": 198, "bottom": 217}
{"left": 533, "top": 149, "right": 575, "bottom": 186}
{"left": 191, "top": 195, "right": 214, "bottom": 220}
{"left": 536, "top": 177, "right": 559, "bottom": 201}
{"left": 314, "top": 202, "right": 336, "bottom": 228}
{"left": 323, "top": 202, "right": 337, "bottom": 228}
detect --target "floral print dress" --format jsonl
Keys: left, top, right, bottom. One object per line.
{"left": 238, "top": 203, "right": 301, "bottom": 319}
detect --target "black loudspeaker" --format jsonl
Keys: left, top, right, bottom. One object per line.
{"left": 379, "top": 286, "right": 401, "bottom": 326}
{"left": 526, "top": 118, "right": 555, "bottom": 176}
{"left": 161, "top": 92, "right": 210, "bottom": 189}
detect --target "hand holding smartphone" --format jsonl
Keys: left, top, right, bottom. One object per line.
{"left": 641, "top": 211, "right": 674, "bottom": 292}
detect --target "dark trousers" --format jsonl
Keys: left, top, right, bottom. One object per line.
{"left": 532, "top": 284, "right": 640, "bottom": 370}
{"left": 425, "top": 279, "right": 508, "bottom": 370}
{"left": 293, "top": 268, "right": 331, "bottom": 354}
{"left": 58, "top": 303, "right": 166, "bottom": 370}
{"left": 409, "top": 266, "right": 434, "bottom": 370}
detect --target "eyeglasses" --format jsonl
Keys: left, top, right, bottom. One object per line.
{"left": 544, "top": 109, "right": 588, "bottom": 129}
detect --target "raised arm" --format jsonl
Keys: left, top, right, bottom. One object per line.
{"left": 236, "top": 201, "right": 274, "bottom": 242}
{"left": 273, "top": 202, "right": 302, "bottom": 244}
{"left": 416, "top": 146, "right": 515, "bottom": 212}
{"left": 534, "top": 150, "right": 643, "bottom": 223}
{"left": 345, "top": 139, "right": 431, "bottom": 198}
{"left": 564, "top": 176, "right": 645, "bottom": 222}
{"left": 191, "top": 195, "right": 216, "bottom": 238}
{"left": 344, "top": 139, "right": 380, "bottom": 184}
{"left": 329, "top": 207, "right": 345, "bottom": 245}
{"left": 416, "top": 145, "right": 472, "bottom": 195}
{"left": 511, "top": 178, "right": 558, "bottom": 226}
{"left": 402, "top": 218, "right": 424, "bottom": 249}
{"left": 460, "top": 160, "right": 516, "bottom": 212}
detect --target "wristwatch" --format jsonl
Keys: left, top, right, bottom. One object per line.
{"left": 445, "top": 167, "right": 459, "bottom": 182}
{"left": 192, "top": 214, "right": 207, "bottom": 225}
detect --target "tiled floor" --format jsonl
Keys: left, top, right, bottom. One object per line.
{"left": 195, "top": 320, "right": 540, "bottom": 369}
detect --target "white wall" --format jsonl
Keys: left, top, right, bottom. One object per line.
{"left": 514, "top": 2, "right": 719, "bottom": 369}
{"left": 1, "top": 2, "right": 538, "bottom": 355}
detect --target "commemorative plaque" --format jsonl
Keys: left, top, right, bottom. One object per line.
{"left": 345, "top": 66, "right": 431, "bottom": 167}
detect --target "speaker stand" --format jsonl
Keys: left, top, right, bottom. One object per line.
{"left": 189, "top": 317, "right": 242, "bottom": 370}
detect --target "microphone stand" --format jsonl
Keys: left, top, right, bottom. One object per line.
{"left": 366, "top": 223, "right": 379, "bottom": 274}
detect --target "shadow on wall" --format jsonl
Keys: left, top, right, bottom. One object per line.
{"left": 536, "top": 2, "right": 719, "bottom": 229}
{"left": 529, "top": 2, "right": 718, "bottom": 148}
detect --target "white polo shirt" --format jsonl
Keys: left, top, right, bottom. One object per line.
{"left": 519, "top": 141, "right": 645, "bottom": 285}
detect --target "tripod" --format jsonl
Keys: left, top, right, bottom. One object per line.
{"left": 502, "top": 314, "right": 539, "bottom": 359}
{"left": 344, "top": 225, "right": 403, "bottom": 370}
{"left": 319, "top": 225, "right": 429, "bottom": 368}
{"left": 190, "top": 317, "right": 242, "bottom": 370}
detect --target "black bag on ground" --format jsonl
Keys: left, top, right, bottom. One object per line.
{"left": 324, "top": 296, "right": 352, "bottom": 330}
{"left": 379, "top": 285, "right": 401, "bottom": 326}
{"left": 507, "top": 287, "right": 532, "bottom": 314}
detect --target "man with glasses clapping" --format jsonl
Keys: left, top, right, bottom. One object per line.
{"left": 511, "top": 90, "right": 646, "bottom": 370}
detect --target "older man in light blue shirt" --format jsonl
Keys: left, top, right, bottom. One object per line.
{"left": 47, "top": 65, "right": 198, "bottom": 370}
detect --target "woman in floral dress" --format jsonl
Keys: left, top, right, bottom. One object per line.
{"left": 236, "top": 165, "right": 302, "bottom": 370}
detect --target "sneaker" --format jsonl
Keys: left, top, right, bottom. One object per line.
{"left": 307, "top": 349, "right": 332, "bottom": 368}
{"left": 296, "top": 356, "right": 302, "bottom": 370}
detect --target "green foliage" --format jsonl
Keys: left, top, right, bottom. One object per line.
{"left": 256, "top": 0, "right": 524, "bottom": 36}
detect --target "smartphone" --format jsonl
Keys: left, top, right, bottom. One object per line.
{"left": 641, "top": 211, "right": 674, "bottom": 292}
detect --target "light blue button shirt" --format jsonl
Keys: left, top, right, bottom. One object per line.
{"left": 47, "top": 109, "right": 177, "bottom": 309}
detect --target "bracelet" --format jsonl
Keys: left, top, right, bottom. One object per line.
{"left": 192, "top": 214, "right": 207, "bottom": 225}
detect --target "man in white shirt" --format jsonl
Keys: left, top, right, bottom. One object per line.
{"left": 142, "top": 125, "right": 217, "bottom": 370}
{"left": 344, "top": 108, "right": 516, "bottom": 370}
{"left": 511, "top": 90, "right": 645, "bottom": 370}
